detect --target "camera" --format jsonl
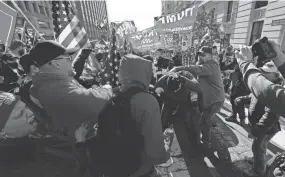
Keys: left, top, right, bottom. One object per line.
{"left": 251, "top": 37, "right": 277, "bottom": 64}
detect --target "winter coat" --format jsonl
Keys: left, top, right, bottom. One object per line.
{"left": 236, "top": 93, "right": 281, "bottom": 137}
{"left": 238, "top": 60, "right": 285, "bottom": 117}
{"left": 30, "top": 72, "right": 112, "bottom": 141}
{"left": 118, "top": 54, "right": 169, "bottom": 177}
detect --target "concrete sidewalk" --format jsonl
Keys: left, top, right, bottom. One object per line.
{"left": 223, "top": 99, "right": 285, "bottom": 152}
{"left": 156, "top": 100, "right": 284, "bottom": 177}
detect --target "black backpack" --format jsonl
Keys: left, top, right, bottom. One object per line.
{"left": 86, "top": 87, "right": 145, "bottom": 177}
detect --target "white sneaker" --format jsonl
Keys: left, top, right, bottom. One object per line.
{"left": 164, "top": 128, "right": 174, "bottom": 152}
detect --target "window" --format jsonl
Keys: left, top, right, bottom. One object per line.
{"left": 224, "top": 34, "right": 231, "bottom": 47}
{"left": 211, "top": 8, "right": 216, "bottom": 22}
{"left": 167, "top": 4, "right": 170, "bottom": 9}
{"left": 33, "top": 3, "right": 38, "bottom": 13}
{"left": 24, "top": 1, "right": 30, "bottom": 11}
{"left": 249, "top": 21, "right": 264, "bottom": 45}
{"left": 281, "top": 30, "right": 285, "bottom": 54}
{"left": 39, "top": 5, "right": 45, "bottom": 15}
{"left": 255, "top": 1, "right": 268, "bottom": 9}
{"left": 38, "top": 21, "right": 50, "bottom": 29}
{"left": 45, "top": 7, "right": 49, "bottom": 17}
{"left": 226, "top": 1, "right": 233, "bottom": 22}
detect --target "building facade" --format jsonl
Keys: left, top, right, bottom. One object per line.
{"left": 198, "top": 0, "right": 285, "bottom": 52}
{"left": 4, "top": 1, "right": 54, "bottom": 39}
{"left": 161, "top": 0, "right": 285, "bottom": 53}
{"left": 161, "top": 0, "right": 195, "bottom": 15}
{"left": 74, "top": 0, "right": 109, "bottom": 41}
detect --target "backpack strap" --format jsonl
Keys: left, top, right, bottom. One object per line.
{"left": 122, "top": 87, "right": 146, "bottom": 99}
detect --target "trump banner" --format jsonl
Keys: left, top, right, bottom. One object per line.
{"left": 127, "top": 27, "right": 165, "bottom": 52}
{"left": 154, "top": 5, "right": 197, "bottom": 34}
{"left": 110, "top": 21, "right": 137, "bottom": 48}
{"left": 0, "top": 1, "right": 17, "bottom": 48}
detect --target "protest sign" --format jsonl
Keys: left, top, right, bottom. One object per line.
{"left": 154, "top": 5, "right": 197, "bottom": 34}
{"left": 110, "top": 21, "right": 137, "bottom": 48}
{"left": 127, "top": 27, "right": 165, "bottom": 52}
{"left": 0, "top": 1, "right": 17, "bottom": 48}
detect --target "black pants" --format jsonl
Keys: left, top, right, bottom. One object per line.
{"left": 229, "top": 83, "right": 247, "bottom": 119}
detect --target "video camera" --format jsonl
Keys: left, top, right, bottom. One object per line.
{"left": 234, "top": 37, "right": 277, "bottom": 66}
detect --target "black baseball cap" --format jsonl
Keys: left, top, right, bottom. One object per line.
{"left": 197, "top": 46, "right": 212, "bottom": 55}
{"left": 19, "top": 54, "right": 36, "bottom": 73}
{"left": 27, "top": 40, "right": 79, "bottom": 67}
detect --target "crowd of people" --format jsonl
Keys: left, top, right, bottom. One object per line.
{"left": 0, "top": 35, "right": 285, "bottom": 177}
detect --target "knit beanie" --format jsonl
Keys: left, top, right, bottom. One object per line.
{"left": 0, "top": 92, "right": 20, "bottom": 130}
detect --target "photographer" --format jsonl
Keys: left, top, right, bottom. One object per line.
{"left": 235, "top": 61, "right": 282, "bottom": 176}
{"left": 235, "top": 40, "right": 285, "bottom": 117}
{"left": 222, "top": 55, "right": 248, "bottom": 125}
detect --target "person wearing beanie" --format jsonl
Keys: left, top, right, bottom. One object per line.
{"left": 118, "top": 54, "right": 169, "bottom": 177}
{"left": 0, "top": 92, "right": 37, "bottom": 138}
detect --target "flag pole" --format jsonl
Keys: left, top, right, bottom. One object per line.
{"left": 21, "top": 21, "right": 27, "bottom": 41}
{"left": 10, "top": 0, "right": 44, "bottom": 40}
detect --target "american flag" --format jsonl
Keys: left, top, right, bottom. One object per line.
{"left": 97, "top": 28, "right": 121, "bottom": 87}
{"left": 51, "top": 1, "right": 88, "bottom": 49}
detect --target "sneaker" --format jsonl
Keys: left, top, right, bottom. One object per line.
{"left": 164, "top": 128, "right": 174, "bottom": 152}
{"left": 225, "top": 115, "right": 237, "bottom": 122}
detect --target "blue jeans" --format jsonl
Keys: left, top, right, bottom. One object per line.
{"left": 252, "top": 133, "right": 275, "bottom": 174}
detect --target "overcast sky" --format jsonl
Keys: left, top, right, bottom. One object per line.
{"left": 106, "top": 0, "right": 161, "bottom": 31}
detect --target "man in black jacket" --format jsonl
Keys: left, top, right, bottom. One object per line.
{"left": 222, "top": 58, "right": 248, "bottom": 125}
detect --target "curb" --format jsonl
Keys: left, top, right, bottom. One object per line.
{"left": 223, "top": 99, "right": 285, "bottom": 154}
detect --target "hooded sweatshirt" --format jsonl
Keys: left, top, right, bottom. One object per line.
{"left": 31, "top": 72, "right": 112, "bottom": 141}
{"left": 118, "top": 54, "right": 169, "bottom": 176}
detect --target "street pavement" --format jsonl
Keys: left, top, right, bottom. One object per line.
{"left": 156, "top": 99, "right": 285, "bottom": 177}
